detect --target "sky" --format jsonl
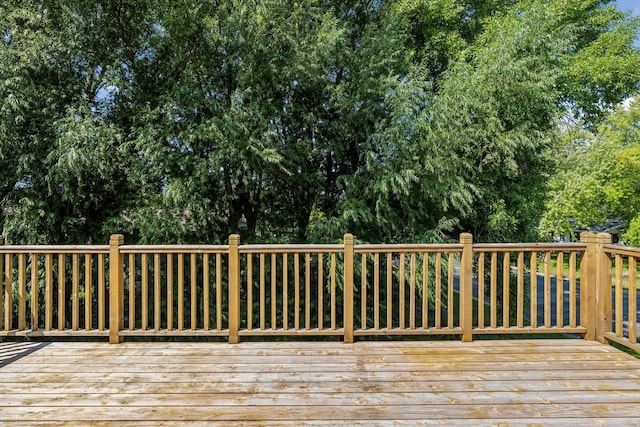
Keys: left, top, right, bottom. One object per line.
{"left": 616, "top": 0, "right": 640, "bottom": 45}
{"left": 616, "top": 0, "right": 640, "bottom": 17}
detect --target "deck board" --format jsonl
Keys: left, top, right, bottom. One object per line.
{"left": 1, "top": 339, "right": 640, "bottom": 425}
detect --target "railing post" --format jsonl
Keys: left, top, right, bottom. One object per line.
{"left": 580, "top": 232, "right": 597, "bottom": 341}
{"left": 343, "top": 234, "right": 354, "bottom": 344}
{"left": 228, "top": 234, "right": 240, "bottom": 344}
{"left": 109, "top": 234, "right": 124, "bottom": 344}
{"left": 460, "top": 233, "right": 473, "bottom": 342}
{"left": 595, "top": 233, "right": 612, "bottom": 343}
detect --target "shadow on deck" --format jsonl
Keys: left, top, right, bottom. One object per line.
{"left": 1, "top": 339, "right": 639, "bottom": 425}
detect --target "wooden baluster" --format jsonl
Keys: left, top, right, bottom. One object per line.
{"left": 387, "top": 252, "right": 393, "bottom": 330}
{"left": 283, "top": 253, "right": 288, "bottom": 330}
{"left": 331, "top": 252, "right": 336, "bottom": 330}
{"left": 141, "top": 253, "right": 148, "bottom": 331}
{"left": 374, "top": 253, "right": 380, "bottom": 331}
{"left": 629, "top": 257, "right": 637, "bottom": 344}
{"left": 615, "top": 254, "right": 623, "bottom": 337}
{"left": 178, "top": 253, "right": 184, "bottom": 331}
{"left": 260, "top": 253, "right": 266, "bottom": 331}
{"left": 216, "top": 253, "right": 222, "bottom": 331}
{"left": 557, "top": 251, "right": 564, "bottom": 328}
{"left": 305, "top": 253, "right": 310, "bottom": 330}
{"left": 477, "top": 252, "right": 485, "bottom": 329}
{"left": 84, "top": 254, "right": 92, "bottom": 331}
{"left": 517, "top": 252, "right": 524, "bottom": 328}
{"left": 190, "top": 253, "right": 196, "bottom": 330}
{"left": 318, "top": 253, "right": 323, "bottom": 330}
{"left": 155, "top": 253, "right": 161, "bottom": 331}
{"left": 31, "top": 254, "right": 39, "bottom": 330}
{"left": 409, "top": 253, "right": 416, "bottom": 330}
{"left": 247, "top": 254, "right": 253, "bottom": 330}
{"left": 569, "top": 251, "right": 577, "bottom": 328}
{"left": 490, "top": 252, "right": 497, "bottom": 329}
{"left": 72, "top": 253, "right": 79, "bottom": 331}
{"left": 399, "top": 252, "right": 405, "bottom": 329}
{"left": 544, "top": 252, "right": 551, "bottom": 328}
{"left": 4, "top": 254, "right": 12, "bottom": 331}
{"left": 271, "top": 253, "right": 277, "bottom": 330}
{"left": 98, "top": 254, "right": 105, "bottom": 331}
{"left": 58, "top": 254, "right": 65, "bottom": 331}
{"left": 422, "top": 253, "right": 429, "bottom": 329}
{"left": 361, "top": 253, "right": 367, "bottom": 330}
{"left": 502, "top": 252, "right": 510, "bottom": 328}
{"left": 294, "top": 253, "right": 300, "bottom": 330}
{"left": 44, "top": 254, "right": 52, "bottom": 331}
{"left": 167, "top": 254, "right": 173, "bottom": 331}
{"left": 530, "top": 251, "right": 537, "bottom": 328}
{"left": 129, "top": 254, "right": 135, "bottom": 330}
{"left": 203, "top": 253, "right": 210, "bottom": 331}
{"left": 18, "top": 253, "right": 26, "bottom": 330}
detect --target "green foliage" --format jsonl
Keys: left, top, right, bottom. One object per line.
{"left": 563, "top": 3, "right": 640, "bottom": 123}
{"left": 0, "top": 0, "right": 638, "bottom": 244}
{"left": 540, "top": 98, "right": 640, "bottom": 240}
{"left": 623, "top": 215, "right": 640, "bottom": 247}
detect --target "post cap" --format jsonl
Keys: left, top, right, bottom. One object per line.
{"left": 579, "top": 231, "right": 598, "bottom": 243}
{"left": 597, "top": 233, "right": 612, "bottom": 244}
{"left": 109, "top": 234, "right": 124, "bottom": 245}
{"left": 459, "top": 233, "right": 473, "bottom": 244}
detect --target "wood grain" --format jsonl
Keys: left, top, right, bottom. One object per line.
{"left": 1, "top": 340, "right": 640, "bottom": 424}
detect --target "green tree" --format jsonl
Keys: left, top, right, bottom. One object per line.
{"left": 326, "top": 0, "right": 640, "bottom": 243}
{"left": 126, "top": 0, "right": 343, "bottom": 243}
{"left": 1, "top": 0, "right": 638, "bottom": 245}
{"left": 0, "top": 1, "right": 145, "bottom": 243}
{"left": 540, "top": 98, "right": 640, "bottom": 243}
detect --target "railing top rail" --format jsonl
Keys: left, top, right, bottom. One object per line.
{"left": 120, "top": 245, "right": 229, "bottom": 254}
{"left": 0, "top": 245, "right": 109, "bottom": 254}
{"left": 604, "top": 244, "right": 640, "bottom": 257}
{"left": 0, "top": 242, "right": 592, "bottom": 255}
{"left": 239, "top": 244, "right": 344, "bottom": 254}
{"left": 473, "top": 243, "right": 587, "bottom": 252}
{"left": 354, "top": 243, "right": 463, "bottom": 253}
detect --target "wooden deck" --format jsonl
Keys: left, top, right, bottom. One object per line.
{"left": 1, "top": 339, "right": 640, "bottom": 425}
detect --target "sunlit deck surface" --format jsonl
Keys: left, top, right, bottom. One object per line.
{"left": 1, "top": 339, "right": 640, "bottom": 425}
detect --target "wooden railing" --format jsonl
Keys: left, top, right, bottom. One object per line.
{"left": 353, "top": 242, "right": 465, "bottom": 339}
{"left": 603, "top": 241, "right": 640, "bottom": 353}
{"left": 471, "top": 242, "right": 587, "bottom": 336}
{"left": 238, "top": 242, "right": 346, "bottom": 339}
{"left": 0, "top": 244, "right": 109, "bottom": 336}
{"left": 119, "top": 243, "right": 230, "bottom": 338}
{"left": 0, "top": 232, "right": 638, "bottom": 352}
